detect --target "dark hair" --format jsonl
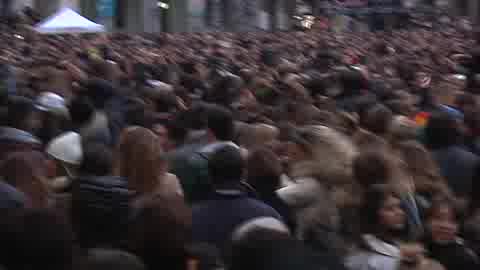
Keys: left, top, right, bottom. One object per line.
{"left": 78, "top": 249, "right": 146, "bottom": 270}
{"left": 209, "top": 145, "right": 244, "bottom": 186}
{"left": 354, "top": 151, "right": 392, "bottom": 188}
{"left": 6, "top": 96, "right": 37, "bottom": 130}
{"left": 166, "top": 121, "right": 188, "bottom": 146}
{"left": 425, "top": 196, "right": 463, "bottom": 223}
{"left": 468, "top": 164, "right": 480, "bottom": 216}
{"left": 0, "top": 208, "right": 74, "bottom": 270}
{"left": 424, "top": 112, "right": 460, "bottom": 149}
{"left": 125, "top": 98, "right": 148, "bottom": 127}
{"left": 207, "top": 105, "right": 234, "bottom": 141}
{"left": 361, "top": 104, "right": 393, "bottom": 135}
{"left": 360, "top": 184, "right": 402, "bottom": 234}
{"left": 129, "top": 194, "right": 191, "bottom": 270}
{"left": 69, "top": 96, "right": 95, "bottom": 127}
{"left": 80, "top": 143, "right": 113, "bottom": 176}
{"left": 247, "top": 148, "right": 282, "bottom": 193}
{"left": 85, "top": 79, "right": 115, "bottom": 109}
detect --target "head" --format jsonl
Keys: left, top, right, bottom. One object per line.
{"left": 69, "top": 96, "right": 95, "bottom": 128}
{"left": 85, "top": 79, "right": 115, "bottom": 109}
{"left": 78, "top": 249, "right": 146, "bottom": 270}
{"left": 247, "top": 147, "right": 282, "bottom": 193}
{"left": 361, "top": 184, "right": 406, "bottom": 238}
{"left": 209, "top": 145, "right": 244, "bottom": 188}
{"left": 353, "top": 150, "right": 393, "bottom": 188}
{"left": 426, "top": 197, "right": 462, "bottom": 245}
{"left": 286, "top": 125, "right": 357, "bottom": 185}
{"left": 79, "top": 143, "right": 113, "bottom": 176}
{"left": 114, "top": 127, "right": 165, "bottom": 194}
{"left": 6, "top": 96, "right": 42, "bottom": 134}
{"left": 129, "top": 194, "right": 192, "bottom": 270}
{"left": 206, "top": 105, "right": 234, "bottom": 142}
{"left": 164, "top": 120, "right": 188, "bottom": 150}
{"left": 361, "top": 104, "right": 394, "bottom": 136}
{"left": 0, "top": 151, "right": 50, "bottom": 208}
{"left": 425, "top": 111, "right": 460, "bottom": 149}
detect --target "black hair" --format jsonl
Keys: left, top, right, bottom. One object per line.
{"left": 69, "top": 96, "right": 95, "bottom": 127}
{"left": 6, "top": 96, "right": 38, "bottom": 130}
{"left": 209, "top": 145, "right": 244, "bottom": 186}
{"left": 207, "top": 105, "right": 234, "bottom": 141}
{"left": 424, "top": 111, "right": 460, "bottom": 150}
{"left": 80, "top": 143, "right": 113, "bottom": 176}
{"left": 165, "top": 121, "right": 188, "bottom": 146}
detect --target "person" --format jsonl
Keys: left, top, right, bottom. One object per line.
{"left": 0, "top": 96, "right": 42, "bottom": 161}
{"left": 424, "top": 197, "right": 479, "bottom": 270}
{"left": 175, "top": 104, "right": 237, "bottom": 203}
{"left": 277, "top": 125, "right": 357, "bottom": 254}
{"left": 229, "top": 226, "right": 347, "bottom": 270}
{"left": 424, "top": 112, "right": 479, "bottom": 200}
{"left": 71, "top": 143, "right": 131, "bottom": 249}
{"left": 346, "top": 184, "right": 442, "bottom": 270}
{"left": 129, "top": 194, "right": 192, "bottom": 270}
{"left": 192, "top": 145, "right": 282, "bottom": 251}
{"left": 113, "top": 126, "right": 183, "bottom": 200}
{"left": 246, "top": 147, "right": 295, "bottom": 230}
{"left": 77, "top": 249, "right": 146, "bottom": 270}
{"left": 0, "top": 208, "right": 75, "bottom": 270}
{"left": 45, "top": 132, "right": 83, "bottom": 193}
{"left": 0, "top": 151, "right": 50, "bottom": 208}
{"left": 69, "top": 96, "right": 112, "bottom": 146}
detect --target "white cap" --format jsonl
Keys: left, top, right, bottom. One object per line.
{"left": 232, "top": 217, "right": 290, "bottom": 242}
{"left": 35, "top": 92, "right": 69, "bottom": 117}
{"left": 46, "top": 132, "right": 83, "bottom": 165}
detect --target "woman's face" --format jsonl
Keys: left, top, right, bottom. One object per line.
{"left": 428, "top": 205, "right": 458, "bottom": 244}
{"left": 378, "top": 195, "right": 406, "bottom": 231}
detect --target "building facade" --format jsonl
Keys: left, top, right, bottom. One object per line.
{"left": 14, "top": 0, "right": 480, "bottom": 31}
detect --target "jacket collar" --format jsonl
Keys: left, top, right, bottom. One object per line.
{"left": 363, "top": 234, "right": 401, "bottom": 258}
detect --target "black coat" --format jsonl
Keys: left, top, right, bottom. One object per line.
{"left": 426, "top": 240, "right": 479, "bottom": 270}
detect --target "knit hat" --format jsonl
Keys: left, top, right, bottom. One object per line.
{"left": 46, "top": 132, "right": 83, "bottom": 165}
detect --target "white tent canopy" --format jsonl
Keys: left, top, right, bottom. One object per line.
{"left": 35, "top": 8, "right": 105, "bottom": 34}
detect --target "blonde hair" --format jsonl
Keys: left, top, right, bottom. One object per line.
{"left": 290, "top": 125, "right": 358, "bottom": 185}
{"left": 113, "top": 127, "right": 165, "bottom": 195}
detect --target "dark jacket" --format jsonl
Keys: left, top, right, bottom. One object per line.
{"left": 192, "top": 190, "right": 282, "bottom": 250}
{"left": 431, "top": 146, "right": 479, "bottom": 198}
{"left": 426, "top": 239, "right": 479, "bottom": 270}
{"left": 71, "top": 175, "right": 132, "bottom": 249}
{"left": 174, "top": 141, "right": 236, "bottom": 203}
{"left": 0, "top": 127, "right": 42, "bottom": 161}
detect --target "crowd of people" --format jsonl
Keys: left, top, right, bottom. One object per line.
{"left": 1, "top": 7, "right": 480, "bottom": 270}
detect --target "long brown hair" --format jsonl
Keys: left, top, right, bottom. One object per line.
{"left": 113, "top": 127, "right": 165, "bottom": 195}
